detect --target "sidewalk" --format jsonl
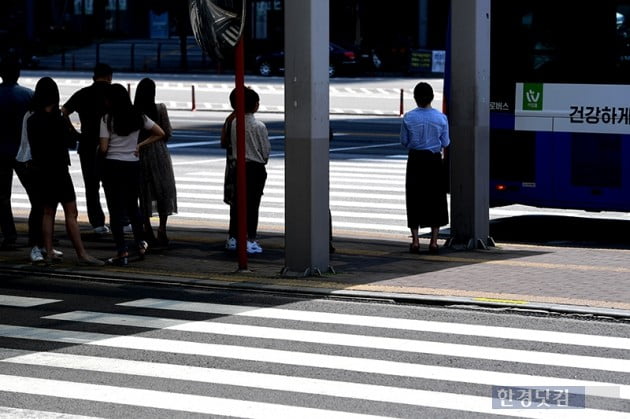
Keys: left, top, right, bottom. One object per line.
{"left": 1, "top": 219, "right": 630, "bottom": 319}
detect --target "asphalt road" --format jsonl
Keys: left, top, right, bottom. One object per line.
{"left": 1, "top": 275, "right": 628, "bottom": 417}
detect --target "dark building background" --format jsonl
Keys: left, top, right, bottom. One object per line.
{"left": 0, "top": 0, "right": 449, "bottom": 73}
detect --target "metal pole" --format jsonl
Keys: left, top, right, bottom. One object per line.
{"left": 234, "top": 38, "right": 248, "bottom": 271}
{"left": 399, "top": 89, "right": 404, "bottom": 116}
{"left": 191, "top": 85, "right": 196, "bottom": 111}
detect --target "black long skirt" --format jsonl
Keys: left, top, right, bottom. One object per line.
{"left": 405, "top": 149, "right": 448, "bottom": 229}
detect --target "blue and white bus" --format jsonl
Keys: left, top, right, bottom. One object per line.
{"left": 489, "top": 2, "right": 630, "bottom": 212}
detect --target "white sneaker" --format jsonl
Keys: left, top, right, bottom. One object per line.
{"left": 30, "top": 247, "right": 44, "bottom": 263}
{"left": 93, "top": 225, "right": 110, "bottom": 235}
{"left": 123, "top": 224, "right": 133, "bottom": 233}
{"left": 225, "top": 237, "right": 237, "bottom": 251}
{"left": 247, "top": 240, "right": 263, "bottom": 254}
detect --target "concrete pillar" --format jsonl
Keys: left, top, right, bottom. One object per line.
{"left": 283, "top": 0, "right": 330, "bottom": 275}
{"left": 448, "top": 0, "right": 493, "bottom": 249}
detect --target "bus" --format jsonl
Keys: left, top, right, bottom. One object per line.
{"left": 489, "top": 1, "right": 630, "bottom": 212}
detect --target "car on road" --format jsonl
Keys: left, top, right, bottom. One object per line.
{"left": 255, "top": 42, "right": 374, "bottom": 77}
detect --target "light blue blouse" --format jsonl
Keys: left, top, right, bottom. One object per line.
{"left": 400, "top": 107, "right": 450, "bottom": 153}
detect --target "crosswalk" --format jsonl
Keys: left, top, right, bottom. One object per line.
{"left": 9, "top": 132, "right": 412, "bottom": 240}
{"left": 0, "top": 294, "right": 628, "bottom": 418}
{"left": 11, "top": 127, "right": 630, "bottom": 243}
{"left": 20, "top": 77, "right": 423, "bottom": 116}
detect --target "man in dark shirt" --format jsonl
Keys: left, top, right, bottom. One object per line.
{"left": 0, "top": 57, "right": 33, "bottom": 249}
{"left": 62, "top": 63, "right": 112, "bottom": 234}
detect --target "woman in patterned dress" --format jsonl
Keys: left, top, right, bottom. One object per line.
{"left": 133, "top": 78, "right": 177, "bottom": 246}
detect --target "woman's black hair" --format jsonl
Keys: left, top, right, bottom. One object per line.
{"left": 413, "top": 82, "right": 434, "bottom": 107}
{"left": 30, "top": 77, "right": 60, "bottom": 112}
{"left": 133, "top": 77, "right": 157, "bottom": 122}
{"left": 106, "top": 83, "right": 144, "bottom": 136}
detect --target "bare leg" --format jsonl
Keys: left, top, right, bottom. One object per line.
{"left": 61, "top": 200, "right": 89, "bottom": 259}
{"left": 158, "top": 214, "right": 168, "bottom": 232}
{"left": 157, "top": 214, "right": 169, "bottom": 245}
{"left": 61, "top": 200, "right": 103, "bottom": 265}
{"left": 409, "top": 226, "right": 420, "bottom": 253}
{"left": 430, "top": 227, "right": 439, "bottom": 247}
{"left": 42, "top": 205, "right": 57, "bottom": 257}
{"left": 410, "top": 227, "right": 419, "bottom": 246}
{"left": 143, "top": 215, "right": 155, "bottom": 242}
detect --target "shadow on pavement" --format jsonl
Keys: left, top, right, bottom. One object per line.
{"left": 490, "top": 215, "right": 630, "bottom": 249}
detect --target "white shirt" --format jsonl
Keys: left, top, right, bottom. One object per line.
{"left": 100, "top": 115, "right": 155, "bottom": 161}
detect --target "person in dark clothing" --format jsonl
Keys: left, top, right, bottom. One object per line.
{"left": 99, "top": 84, "right": 165, "bottom": 266}
{"left": 27, "top": 77, "right": 103, "bottom": 266}
{"left": 61, "top": 63, "right": 112, "bottom": 235}
{"left": 0, "top": 56, "right": 33, "bottom": 249}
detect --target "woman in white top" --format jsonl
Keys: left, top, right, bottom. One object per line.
{"left": 99, "top": 84, "right": 164, "bottom": 265}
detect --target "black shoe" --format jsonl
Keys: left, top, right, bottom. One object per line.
{"left": 106, "top": 255, "right": 128, "bottom": 266}
{"left": 428, "top": 244, "right": 439, "bottom": 255}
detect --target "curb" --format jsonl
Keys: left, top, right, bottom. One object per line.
{"left": 2, "top": 264, "right": 629, "bottom": 321}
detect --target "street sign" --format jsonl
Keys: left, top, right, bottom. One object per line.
{"left": 189, "top": 0, "right": 245, "bottom": 60}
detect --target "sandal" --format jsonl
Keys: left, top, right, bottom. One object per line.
{"left": 409, "top": 243, "right": 420, "bottom": 254}
{"left": 78, "top": 255, "right": 105, "bottom": 266}
{"left": 44, "top": 253, "right": 64, "bottom": 265}
{"left": 428, "top": 244, "right": 440, "bottom": 254}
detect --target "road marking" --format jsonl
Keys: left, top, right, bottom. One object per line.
{"left": 3, "top": 352, "right": 625, "bottom": 412}
{"left": 118, "top": 299, "right": 630, "bottom": 350}
{"left": 0, "top": 407, "right": 96, "bottom": 418}
{"left": 40, "top": 311, "right": 630, "bottom": 372}
{"left": 0, "top": 375, "right": 386, "bottom": 419}
{"left": 0, "top": 295, "right": 60, "bottom": 307}
{"left": 2, "top": 323, "right": 629, "bottom": 377}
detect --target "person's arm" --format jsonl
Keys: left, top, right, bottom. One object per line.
{"left": 220, "top": 112, "right": 236, "bottom": 149}
{"left": 61, "top": 90, "right": 78, "bottom": 117}
{"left": 158, "top": 104, "right": 173, "bottom": 140}
{"left": 260, "top": 125, "right": 270, "bottom": 163}
{"left": 136, "top": 117, "right": 165, "bottom": 156}
{"left": 440, "top": 115, "right": 451, "bottom": 149}
{"left": 98, "top": 117, "right": 110, "bottom": 155}
{"left": 400, "top": 118, "right": 411, "bottom": 148}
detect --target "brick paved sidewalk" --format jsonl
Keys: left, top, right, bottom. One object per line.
{"left": 2, "top": 220, "right": 630, "bottom": 318}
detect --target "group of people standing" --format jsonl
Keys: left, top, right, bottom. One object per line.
{"left": 2, "top": 54, "right": 446, "bottom": 262}
{"left": 0, "top": 58, "right": 177, "bottom": 266}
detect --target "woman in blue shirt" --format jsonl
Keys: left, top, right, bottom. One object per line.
{"left": 400, "top": 82, "right": 450, "bottom": 254}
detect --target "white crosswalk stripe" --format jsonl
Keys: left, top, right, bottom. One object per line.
{"left": 0, "top": 295, "right": 628, "bottom": 417}
{"left": 9, "top": 138, "right": 412, "bottom": 238}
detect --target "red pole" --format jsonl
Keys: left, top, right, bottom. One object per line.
{"left": 235, "top": 38, "right": 248, "bottom": 270}
{"left": 399, "top": 88, "right": 404, "bottom": 116}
